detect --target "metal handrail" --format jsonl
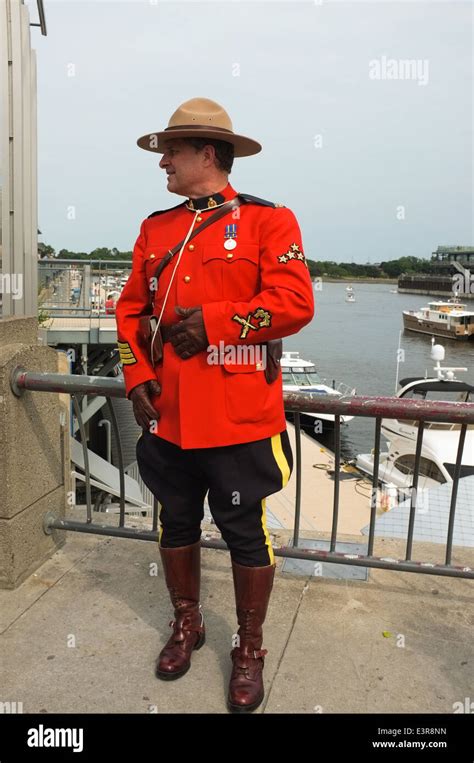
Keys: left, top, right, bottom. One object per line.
{"left": 39, "top": 259, "right": 132, "bottom": 266}
{"left": 11, "top": 368, "right": 474, "bottom": 423}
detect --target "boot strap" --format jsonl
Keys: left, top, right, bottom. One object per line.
{"left": 169, "top": 619, "right": 205, "bottom": 636}
{"left": 231, "top": 647, "right": 268, "bottom": 661}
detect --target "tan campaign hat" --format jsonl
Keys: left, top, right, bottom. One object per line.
{"left": 137, "top": 97, "right": 262, "bottom": 158}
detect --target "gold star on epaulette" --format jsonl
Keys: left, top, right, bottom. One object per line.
{"left": 275, "top": 202, "right": 285, "bottom": 207}
{"left": 278, "top": 254, "right": 289, "bottom": 263}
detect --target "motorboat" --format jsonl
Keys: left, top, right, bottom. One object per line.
{"left": 281, "top": 351, "right": 356, "bottom": 430}
{"left": 356, "top": 340, "right": 474, "bottom": 490}
{"left": 345, "top": 285, "right": 356, "bottom": 303}
{"left": 403, "top": 297, "right": 474, "bottom": 340}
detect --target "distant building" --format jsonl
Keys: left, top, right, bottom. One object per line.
{"left": 398, "top": 246, "right": 474, "bottom": 299}
{"left": 431, "top": 246, "right": 474, "bottom": 270}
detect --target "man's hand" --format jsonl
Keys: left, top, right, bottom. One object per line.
{"left": 130, "top": 379, "right": 161, "bottom": 431}
{"left": 169, "top": 306, "right": 209, "bottom": 359}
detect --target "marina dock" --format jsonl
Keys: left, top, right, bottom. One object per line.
{"left": 268, "top": 423, "right": 373, "bottom": 536}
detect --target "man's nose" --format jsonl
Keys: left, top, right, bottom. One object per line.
{"left": 159, "top": 154, "right": 169, "bottom": 169}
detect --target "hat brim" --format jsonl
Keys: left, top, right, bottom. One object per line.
{"left": 137, "top": 128, "right": 262, "bottom": 158}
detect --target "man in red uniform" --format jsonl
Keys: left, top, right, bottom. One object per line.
{"left": 115, "top": 98, "right": 314, "bottom": 712}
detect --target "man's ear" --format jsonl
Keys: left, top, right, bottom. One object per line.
{"left": 202, "top": 144, "right": 216, "bottom": 167}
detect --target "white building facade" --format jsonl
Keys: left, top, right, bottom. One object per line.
{"left": 0, "top": 0, "right": 45, "bottom": 317}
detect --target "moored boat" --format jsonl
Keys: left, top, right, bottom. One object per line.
{"left": 403, "top": 298, "right": 474, "bottom": 340}
{"left": 282, "top": 351, "right": 355, "bottom": 430}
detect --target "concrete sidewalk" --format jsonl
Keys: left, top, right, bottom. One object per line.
{"left": 1, "top": 517, "right": 473, "bottom": 714}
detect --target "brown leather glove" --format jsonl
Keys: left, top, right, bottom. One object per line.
{"left": 129, "top": 379, "right": 161, "bottom": 431}
{"left": 169, "top": 305, "right": 209, "bottom": 359}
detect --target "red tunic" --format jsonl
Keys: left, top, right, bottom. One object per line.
{"left": 115, "top": 182, "right": 314, "bottom": 448}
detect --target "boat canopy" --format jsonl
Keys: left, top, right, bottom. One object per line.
{"left": 399, "top": 377, "right": 474, "bottom": 394}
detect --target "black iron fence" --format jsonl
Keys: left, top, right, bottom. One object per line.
{"left": 10, "top": 367, "right": 474, "bottom": 580}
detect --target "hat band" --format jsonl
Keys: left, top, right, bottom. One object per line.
{"left": 164, "top": 124, "right": 234, "bottom": 134}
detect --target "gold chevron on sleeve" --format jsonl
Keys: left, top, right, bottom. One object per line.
{"left": 117, "top": 341, "right": 137, "bottom": 365}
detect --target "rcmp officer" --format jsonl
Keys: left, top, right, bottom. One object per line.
{"left": 115, "top": 97, "right": 314, "bottom": 712}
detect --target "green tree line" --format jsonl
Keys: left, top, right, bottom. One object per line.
{"left": 307, "top": 256, "right": 433, "bottom": 279}
{"left": 38, "top": 244, "right": 132, "bottom": 261}
{"left": 38, "top": 244, "right": 434, "bottom": 278}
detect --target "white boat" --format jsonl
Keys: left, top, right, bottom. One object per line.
{"left": 281, "top": 351, "right": 356, "bottom": 429}
{"left": 356, "top": 341, "right": 474, "bottom": 491}
{"left": 403, "top": 297, "right": 474, "bottom": 340}
{"left": 345, "top": 285, "right": 356, "bottom": 303}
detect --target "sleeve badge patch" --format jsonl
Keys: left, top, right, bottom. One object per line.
{"left": 117, "top": 340, "right": 137, "bottom": 365}
{"left": 277, "top": 243, "right": 307, "bottom": 267}
{"left": 232, "top": 307, "right": 272, "bottom": 339}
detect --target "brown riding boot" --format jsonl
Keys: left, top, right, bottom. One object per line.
{"left": 227, "top": 560, "right": 276, "bottom": 713}
{"left": 155, "top": 541, "right": 205, "bottom": 680}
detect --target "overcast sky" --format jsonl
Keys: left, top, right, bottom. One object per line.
{"left": 29, "top": 0, "right": 472, "bottom": 262}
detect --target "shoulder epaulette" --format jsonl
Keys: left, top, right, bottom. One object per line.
{"left": 147, "top": 202, "right": 186, "bottom": 219}
{"left": 238, "top": 193, "right": 285, "bottom": 209}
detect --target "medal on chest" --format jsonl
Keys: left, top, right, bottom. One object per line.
{"left": 224, "top": 224, "right": 238, "bottom": 250}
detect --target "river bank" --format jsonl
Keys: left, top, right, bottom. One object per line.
{"left": 316, "top": 277, "right": 398, "bottom": 284}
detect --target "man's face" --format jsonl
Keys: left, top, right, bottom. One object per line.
{"left": 159, "top": 139, "right": 211, "bottom": 196}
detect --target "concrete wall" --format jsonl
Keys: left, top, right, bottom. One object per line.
{"left": 0, "top": 317, "right": 67, "bottom": 588}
